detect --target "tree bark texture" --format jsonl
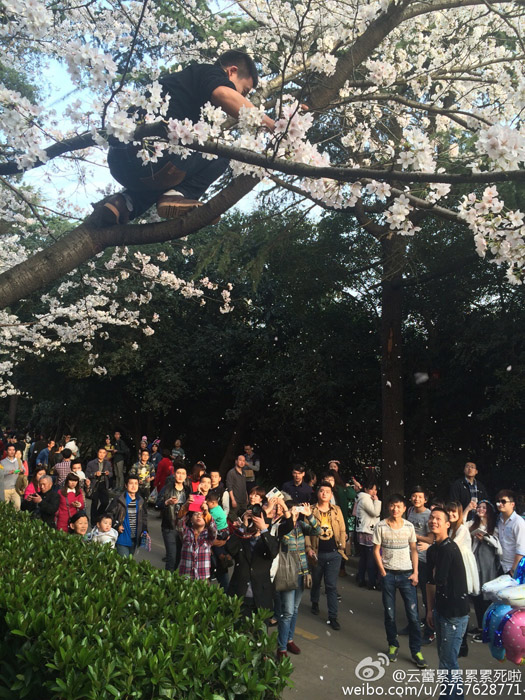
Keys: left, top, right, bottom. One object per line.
{"left": 380, "top": 235, "right": 406, "bottom": 499}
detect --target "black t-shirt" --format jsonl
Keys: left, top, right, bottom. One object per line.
{"left": 159, "top": 64, "right": 236, "bottom": 124}
{"left": 427, "top": 538, "right": 470, "bottom": 618}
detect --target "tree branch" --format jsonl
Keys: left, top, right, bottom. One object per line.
{"left": 0, "top": 175, "right": 256, "bottom": 310}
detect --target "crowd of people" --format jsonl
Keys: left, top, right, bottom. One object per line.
{"left": 1, "top": 430, "right": 524, "bottom": 696}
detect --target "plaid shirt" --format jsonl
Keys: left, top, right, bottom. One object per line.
{"left": 465, "top": 477, "right": 479, "bottom": 503}
{"left": 178, "top": 517, "right": 217, "bottom": 580}
{"left": 55, "top": 460, "right": 73, "bottom": 488}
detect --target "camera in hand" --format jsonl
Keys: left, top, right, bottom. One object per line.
{"left": 251, "top": 503, "right": 264, "bottom": 518}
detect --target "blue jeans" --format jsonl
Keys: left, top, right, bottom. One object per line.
{"left": 381, "top": 571, "right": 421, "bottom": 654}
{"left": 434, "top": 611, "right": 469, "bottom": 699}
{"left": 108, "top": 143, "right": 229, "bottom": 219}
{"left": 116, "top": 543, "right": 136, "bottom": 558}
{"left": 310, "top": 551, "right": 342, "bottom": 619}
{"left": 277, "top": 575, "right": 304, "bottom": 651}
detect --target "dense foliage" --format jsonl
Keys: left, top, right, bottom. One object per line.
{"left": 0, "top": 503, "right": 291, "bottom": 700}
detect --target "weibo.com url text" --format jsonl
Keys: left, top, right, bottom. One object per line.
{"left": 341, "top": 682, "right": 522, "bottom": 697}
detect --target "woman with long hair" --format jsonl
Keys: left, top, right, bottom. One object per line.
{"left": 22, "top": 467, "right": 47, "bottom": 511}
{"left": 468, "top": 500, "right": 501, "bottom": 640}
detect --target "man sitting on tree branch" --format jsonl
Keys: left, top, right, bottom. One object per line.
{"left": 94, "top": 50, "right": 275, "bottom": 226}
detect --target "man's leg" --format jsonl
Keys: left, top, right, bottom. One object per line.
{"left": 366, "top": 546, "right": 378, "bottom": 588}
{"left": 90, "top": 487, "right": 101, "bottom": 525}
{"left": 381, "top": 573, "right": 399, "bottom": 649}
{"left": 101, "top": 145, "right": 228, "bottom": 223}
{"left": 310, "top": 556, "right": 325, "bottom": 610}
{"left": 114, "top": 459, "right": 124, "bottom": 491}
{"left": 162, "top": 527, "right": 178, "bottom": 571}
{"left": 324, "top": 551, "right": 342, "bottom": 620}
{"left": 434, "top": 612, "right": 469, "bottom": 698}
{"left": 116, "top": 544, "right": 133, "bottom": 557}
{"left": 5, "top": 489, "right": 21, "bottom": 511}
{"left": 398, "top": 573, "right": 422, "bottom": 656}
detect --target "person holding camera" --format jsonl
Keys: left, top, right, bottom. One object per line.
{"left": 225, "top": 506, "right": 282, "bottom": 616}
{"left": 30, "top": 475, "right": 60, "bottom": 527}
{"left": 277, "top": 501, "right": 321, "bottom": 659}
{"left": 178, "top": 500, "right": 217, "bottom": 581}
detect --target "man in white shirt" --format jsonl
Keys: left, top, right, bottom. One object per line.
{"left": 373, "top": 493, "right": 427, "bottom": 668}
{"left": 495, "top": 490, "right": 525, "bottom": 575}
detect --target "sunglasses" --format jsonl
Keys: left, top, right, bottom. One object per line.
{"left": 496, "top": 499, "right": 512, "bottom": 505}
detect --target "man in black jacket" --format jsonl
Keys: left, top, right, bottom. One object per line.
{"left": 449, "top": 461, "right": 489, "bottom": 519}
{"left": 226, "top": 512, "right": 280, "bottom": 615}
{"left": 31, "top": 475, "right": 60, "bottom": 527}
{"left": 86, "top": 448, "right": 113, "bottom": 525}
{"left": 95, "top": 50, "right": 275, "bottom": 226}
{"left": 426, "top": 507, "right": 470, "bottom": 699}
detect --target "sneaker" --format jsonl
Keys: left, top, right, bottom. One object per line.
{"left": 157, "top": 190, "right": 203, "bottom": 218}
{"left": 337, "top": 593, "right": 342, "bottom": 602}
{"left": 311, "top": 602, "right": 320, "bottom": 616}
{"left": 388, "top": 646, "right": 399, "bottom": 662}
{"left": 276, "top": 650, "right": 288, "bottom": 661}
{"left": 287, "top": 641, "right": 301, "bottom": 655}
{"left": 411, "top": 652, "right": 428, "bottom": 669}
{"left": 328, "top": 618, "right": 341, "bottom": 631}
{"left": 91, "top": 194, "right": 130, "bottom": 226}
{"left": 472, "top": 633, "right": 483, "bottom": 643}
{"left": 421, "top": 634, "right": 435, "bottom": 645}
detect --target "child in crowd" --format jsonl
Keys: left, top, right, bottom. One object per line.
{"left": 207, "top": 493, "right": 228, "bottom": 536}
{"left": 88, "top": 513, "right": 119, "bottom": 548}
{"left": 207, "top": 493, "right": 230, "bottom": 589}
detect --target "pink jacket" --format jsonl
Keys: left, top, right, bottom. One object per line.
{"left": 56, "top": 490, "right": 85, "bottom": 532}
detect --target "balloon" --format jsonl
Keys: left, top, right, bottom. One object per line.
{"left": 501, "top": 610, "right": 525, "bottom": 665}
{"left": 483, "top": 602, "right": 512, "bottom": 661}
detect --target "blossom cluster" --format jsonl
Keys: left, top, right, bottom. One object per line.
{"left": 458, "top": 187, "right": 525, "bottom": 284}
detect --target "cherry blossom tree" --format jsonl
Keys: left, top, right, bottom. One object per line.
{"left": 1, "top": 0, "right": 525, "bottom": 488}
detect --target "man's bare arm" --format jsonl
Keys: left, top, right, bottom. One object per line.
{"left": 211, "top": 86, "right": 275, "bottom": 130}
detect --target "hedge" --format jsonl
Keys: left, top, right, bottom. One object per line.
{"left": 0, "top": 503, "right": 293, "bottom": 699}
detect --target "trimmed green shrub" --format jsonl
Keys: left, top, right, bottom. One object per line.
{"left": 0, "top": 503, "right": 292, "bottom": 699}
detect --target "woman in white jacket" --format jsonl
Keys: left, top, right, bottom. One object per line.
{"left": 355, "top": 480, "right": 382, "bottom": 589}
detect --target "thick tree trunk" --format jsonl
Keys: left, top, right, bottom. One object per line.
{"left": 380, "top": 235, "right": 406, "bottom": 499}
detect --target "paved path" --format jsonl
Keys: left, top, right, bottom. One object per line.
{"left": 118, "top": 505, "right": 523, "bottom": 699}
